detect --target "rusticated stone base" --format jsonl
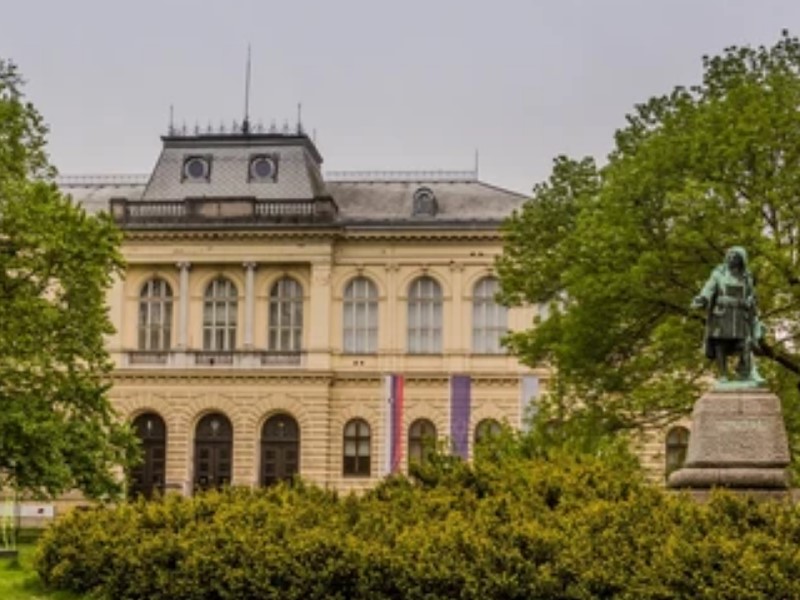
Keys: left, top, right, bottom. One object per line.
{"left": 668, "top": 387, "right": 791, "bottom": 490}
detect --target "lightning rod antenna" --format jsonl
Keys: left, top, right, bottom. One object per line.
{"left": 242, "top": 44, "right": 252, "bottom": 134}
{"left": 297, "top": 102, "right": 303, "bottom": 134}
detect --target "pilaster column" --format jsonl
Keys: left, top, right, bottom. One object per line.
{"left": 176, "top": 262, "right": 191, "bottom": 349}
{"left": 448, "top": 262, "right": 466, "bottom": 372}
{"left": 307, "top": 261, "right": 332, "bottom": 369}
{"left": 384, "top": 263, "right": 399, "bottom": 358}
{"left": 243, "top": 262, "right": 257, "bottom": 349}
{"left": 449, "top": 262, "right": 465, "bottom": 352}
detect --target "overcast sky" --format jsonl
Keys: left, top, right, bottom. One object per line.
{"left": 3, "top": 0, "right": 799, "bottom": 194}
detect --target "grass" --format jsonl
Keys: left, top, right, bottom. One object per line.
{"left": 0, "top": 543, "right": 83, "bottom": 600}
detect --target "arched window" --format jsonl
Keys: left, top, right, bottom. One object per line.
{"left": 138, "top": 278, "right": 173, "bottom": 351}
{"left": 408, "top": 419, "right": 437, "bottom": 465}
{"left": 343, "top": 277, "right": 378, "bottom": 354}
{"left": 261, "top": 413, "right": 300, "bottom": 486}
{"left": 666, "top": 426, "right": 690, "bottom": 475}
{"left": 472, "top": 276, "right": 507, "bottom": 354}
{"left": 407, "top": 276, "right": 443, "bottom": 354}
{"left": 343, "top": 419, "right": 371, "bottom": 476}
{"left": 194, "top": 412, "right": 233, "bottom": 492}
{"left": 203, "top": 277, "right": 237, "bottom": 351}
{"left": 129, "top": 412, "right": 166, "bottom": 499}
{"left": 268, "top": 277, "right": 303, "bottom": 351}
{"left": 475, "top": 418, "right": 502, "bottom": 444}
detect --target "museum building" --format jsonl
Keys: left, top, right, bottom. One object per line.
{"left": 57, "top": 125, "right": 549, "bottom": 497}
{"left": 58, "top": 125, "right": 687, "bottom": 498}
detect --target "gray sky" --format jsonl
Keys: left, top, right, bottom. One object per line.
{"left": 3, "top": 0, "right": 799, "bottom": 194}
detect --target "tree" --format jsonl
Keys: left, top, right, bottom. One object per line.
{"left": 0, "top": 59, "right": 137, "bottom": 499}
{"left": 497, "top": 32, "right": 800, "bottom": 451}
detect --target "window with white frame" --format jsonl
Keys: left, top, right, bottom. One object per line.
{"left": 203, "top": 277, "right": 238, "bottom": 351}
{"left": 343, "top": 277, "right": 378, "bottom": 354}
{"left": 407, "top": 276, "right": 442, "bottom": 354}
{"left": 268, "top": 277, "right": 303, "bottom": 351}
{"left": 472, "top": 276, "right": 507, "bottom": 354}
{"left": 138, "top": 278, "right": 173, "bottom": 351}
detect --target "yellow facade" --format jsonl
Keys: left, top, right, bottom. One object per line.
{"left": 106, "top": 229, "right": 541, "bottom": 494}
{"left": 52, "top": 131, "right": 683, "bottom": 506}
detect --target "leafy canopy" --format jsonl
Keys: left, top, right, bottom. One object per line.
{"left": 497, "top": 31, "right": 800, "bottom": 446}
{"left": 0, "top": 59, "right": 137, "bottom": 499}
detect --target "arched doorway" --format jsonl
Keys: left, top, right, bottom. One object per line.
{"left": 194, "top": 413, "right": 233, "bottom": 492}
{"left": 130, "top": 412, "right": 166, "bottom": 499}
{"left": 261, "top": 414, "right": 300, "bottom": 486}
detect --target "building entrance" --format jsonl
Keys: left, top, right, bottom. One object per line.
{"left": 194, "top": 413, "right": 233, "bottom": 492}
{"left": 261, "top": 414, "right": 300, "bottom": 486}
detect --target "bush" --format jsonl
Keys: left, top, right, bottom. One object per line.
{"left": 35, "top": 445, "right": 800, "bottom": 599}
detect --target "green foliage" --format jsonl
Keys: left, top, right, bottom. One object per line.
{"left": 0, "top": 543, "right": 81, "bottom": 600}
{"left": 496, "top": 31, "right": 800, "bottom": 445}
{"left": 0, "top": 59, "right": 137, "bottom": 499}
{"left": 35, "top": 442, "right": 800, "bottom": 600}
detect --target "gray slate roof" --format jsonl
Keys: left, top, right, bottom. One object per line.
{"left": 60, "top": 178, "right": 527, "bottom": 224}
{"left": 329, "top": 181, "right": 527, "bottom": 223}
{"left": 142, "top": 135, "right": 326, "bottom": 201}
{"left": 56, "top": 132, "right": 529, "bottom": 224}
{"left": 59, "top": 180, "right": 145, "bottom": 214}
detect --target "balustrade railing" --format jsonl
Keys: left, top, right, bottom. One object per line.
{"left": 261, "top": 351, "right": 303, "bottom": 366}
{"left": 110, "top": 196, "right": 337, "bottom": 225}
{"left": 193, "top": 351, "right": 235, "bottom": 366}
{"left": 122, "top": 350, "right": 305, "bottom": 368}
{"left": 127, "top": 351, "right": 169, "bottom": 365}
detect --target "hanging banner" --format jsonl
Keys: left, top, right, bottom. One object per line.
{"left": 383, "top": 374, "right": 405, "bottom": 474}
{"left": 450, "top": 374, "right": 471, "bottom": 459}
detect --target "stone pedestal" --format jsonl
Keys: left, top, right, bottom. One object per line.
{"left": 668, "top": 387, "right": 790, "bottom": 490}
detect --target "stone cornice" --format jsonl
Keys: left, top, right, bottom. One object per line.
{"left": 122, "top": 228, "right": 502, "bottom": 244}
{"left": 112, "top": 370, "right": 334, "bottom": 385}
{"left": 342, "top": 230, "right": 502, "bottom": 243}
{"left": 403, "top": 374, "right": 523, "bottom": 387}
{"left": 112, "top": 370, "right": 532, "bottom": 387}
{"left": 122, "top": 229, "right": 339, "bottom": 243}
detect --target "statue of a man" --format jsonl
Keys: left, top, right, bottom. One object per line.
{"left": 691, "top": 246, "right": 765, "bottom": 384}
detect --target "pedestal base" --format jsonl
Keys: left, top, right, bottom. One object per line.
{"left": 671, "top": 489, "right": 795, "bottom": 503}
{"left": 668, "top": 387, "right": 790, "bottom": 490}
{"left": 669, "top": 467, "right": 788, "bottom": 489}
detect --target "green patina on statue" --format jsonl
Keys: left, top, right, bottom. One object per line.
{"left": 691, "top": 246, "right": 766, "bottom": 387}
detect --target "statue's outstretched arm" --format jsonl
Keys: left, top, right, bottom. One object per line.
{"left": 691, "top": 271, "right": 719, "bottom": 309}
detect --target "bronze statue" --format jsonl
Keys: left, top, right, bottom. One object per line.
{"left": 691, "top": 246, "right": 765, "bottom": 385}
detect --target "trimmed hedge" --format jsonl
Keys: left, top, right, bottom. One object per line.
{"left": 35, "top": 450, "right": 800, "bottom": 599}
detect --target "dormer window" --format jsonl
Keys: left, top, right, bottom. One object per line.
{"left": 412, "top": 187, "right": 438, "bottom": 217}
{"left": 249, "top": 154, "right": 278, "bottom": 182}
{"left": 182, "top": 156, "right": 211, "bottom": 182}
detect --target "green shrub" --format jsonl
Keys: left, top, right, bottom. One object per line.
{"left": 35, "top": 448, "right": 800, "bottom": 600}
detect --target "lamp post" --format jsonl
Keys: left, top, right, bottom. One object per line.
{"left": 0, "top": 461, "right": 18, "bottom": 558}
